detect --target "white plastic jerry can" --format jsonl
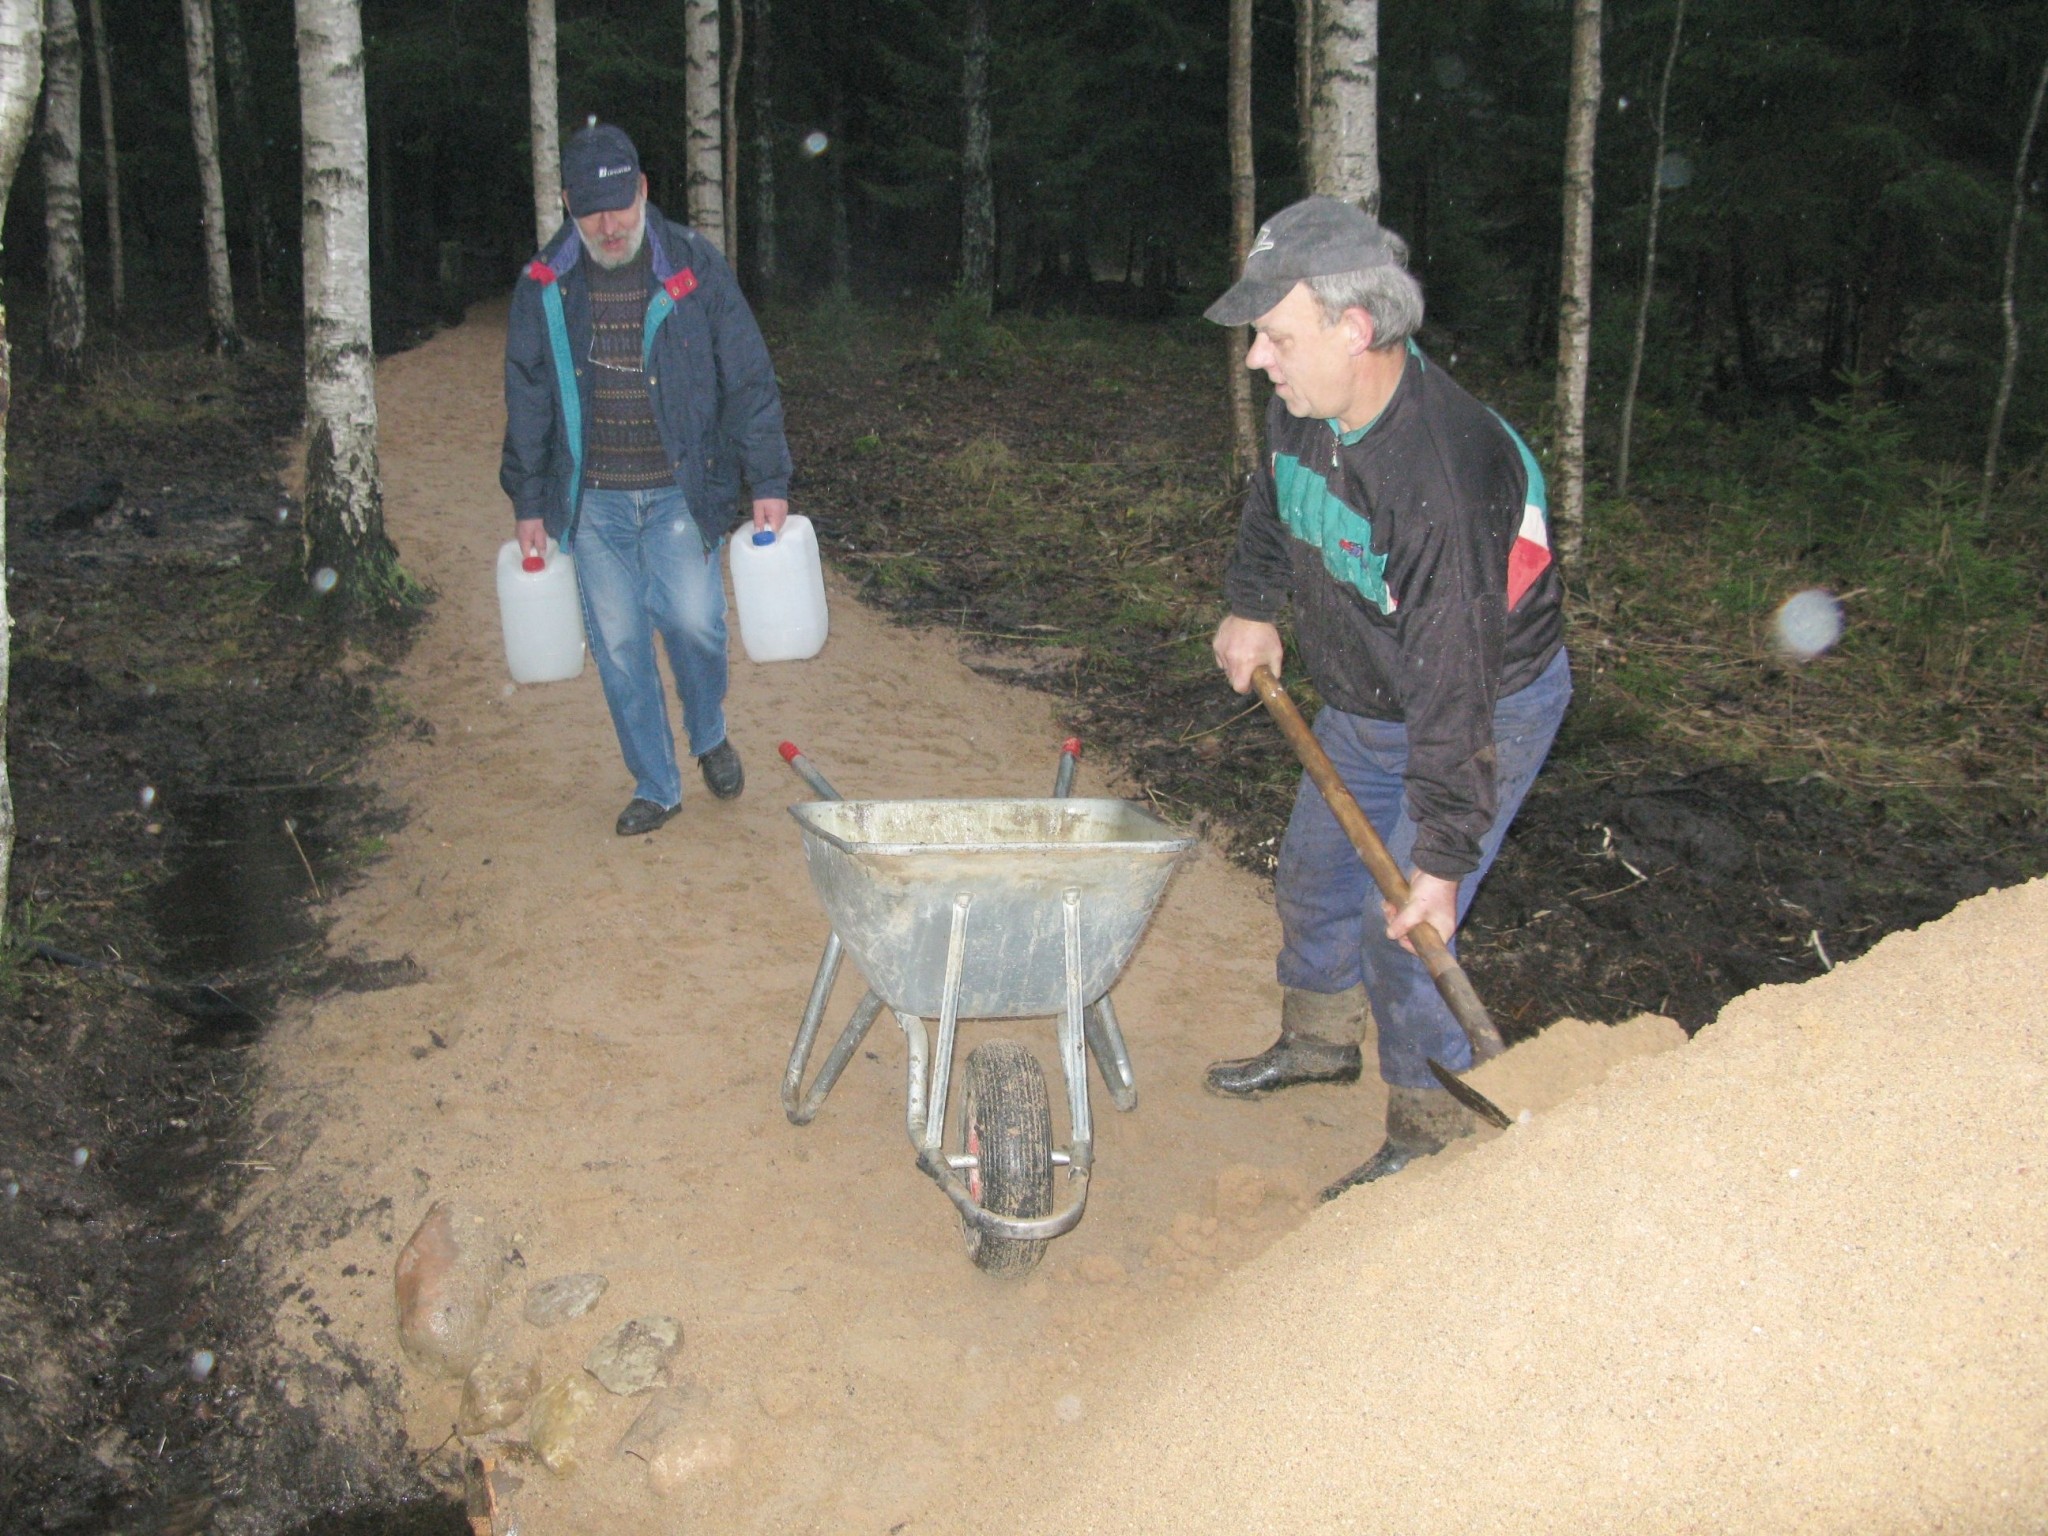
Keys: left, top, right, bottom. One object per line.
{"left": 495, "top": 537, "right": 587, "bottom": 684}
{"left": 727, "top": 512, "right": 829, "bottom": 662}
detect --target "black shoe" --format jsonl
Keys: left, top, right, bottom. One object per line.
{"left": 615, "top": 797, "right": 680, "bottom": 837}
{"left": 698, "top": 739, "right": 744, "bottom": 800}
{"left": 1318, "top": 1141, "right": 1415, "bottom": 1201}
{"left": 1204, "top": 1033, "right": 1363, "bottom": 1098}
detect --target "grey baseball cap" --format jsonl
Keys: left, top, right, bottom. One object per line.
{"left": 1205, "top": 196, "right": 1402, "bottom": 326}
{"left": 562, "top": 122, "right": 642, "bottom": 217}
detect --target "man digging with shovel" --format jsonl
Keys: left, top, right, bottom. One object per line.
{"left": 1202, "top": 197, "right": 1571, "bottom": 1197}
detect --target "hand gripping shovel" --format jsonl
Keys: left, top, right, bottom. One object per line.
{"left": 1250, "top": 665, "right": 1511, "bottom": 1128}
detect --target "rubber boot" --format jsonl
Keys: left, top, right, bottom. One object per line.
{"left": 1203, "top": 986, "right": 1368, "bottom": 1098}
{"left": 1319, "top": 1084, "right": 1474, "bottom": 1200}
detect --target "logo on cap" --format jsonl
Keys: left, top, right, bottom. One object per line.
{"left": 1249, "top": 226, "right": 1275, "bottom": 257}
{"left": 597, "top": 163, "right": 631, "bottom": 178}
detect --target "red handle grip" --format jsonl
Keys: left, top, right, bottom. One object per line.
{"left": 778, "top": 741, "right": 802, "bottom": 763}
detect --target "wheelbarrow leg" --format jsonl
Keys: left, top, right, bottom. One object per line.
{"left": 919, "top": 893, "right": 973, "bottom": 1156}
{"left": 1083, "top": 995, "right": 1137, "bottom": 1113}
{"left": 782, "top": 931, "right": 885, "bottom": 1126}
{"left": 1057, "top": 889, "right": 1096, "bottom": 1169}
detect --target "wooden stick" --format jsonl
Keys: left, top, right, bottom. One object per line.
{"left": 1250, "top": 665, "right": 1507, "bottom": 1064}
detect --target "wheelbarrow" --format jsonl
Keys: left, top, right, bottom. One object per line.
{"left": 778, "top": 739, "right": 1194, "bottom": 1275}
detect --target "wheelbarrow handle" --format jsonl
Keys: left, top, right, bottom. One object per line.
{"left": 1249, "top": 665, "right": 1506, "bottom": 1065}
{"left": 778, "top": 740, "right": 841, "bottom": 801}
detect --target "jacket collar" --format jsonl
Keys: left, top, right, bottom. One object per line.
{"left": 536, "top": 201, "right": 683, "bottom": 284}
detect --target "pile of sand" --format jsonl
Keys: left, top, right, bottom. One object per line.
{"left": 952, "top": 879, "right": 2047, "bottom": 1533}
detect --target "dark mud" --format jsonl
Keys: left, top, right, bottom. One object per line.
{"left": 1, "top": 338, "right": 453, "bottom": 1532}
{"left": 776, "top": 313, "right": 2048, "bottom": 1042}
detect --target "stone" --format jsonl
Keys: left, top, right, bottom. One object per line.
{"left": 618, "top": 1385, "right": 695, "bottom": 1462}
{"left": 525, "top": 1374, "right": 600, "bottom": 1475}
{"left": 1075, "top": 1253, "right": 1128, "bottom": 1286}
{"left": 459, "top": 1350, "right": 542, "bottom": 1435}
{"left": 394, "top": 1201, "right": 506, "bottom": 1378}
{"left": 645, "top": 1431, "right": 736, "bottom": 1497}
{"left": 523, "top": 1272, "right": 608, "bottom": 1328}
{"left": 1212, "top": 1163, "right": 1268, "bottom": 1222}
{"left": 463, "top": 1453, "right": 524, "bottom": 1535}
{"left": 585, "top": 1315, "right": 682, "bottom": 1396}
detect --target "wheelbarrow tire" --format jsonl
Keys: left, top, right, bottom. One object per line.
{"left": 960, "top": 1039, "right": 1054, "bottom": 1277}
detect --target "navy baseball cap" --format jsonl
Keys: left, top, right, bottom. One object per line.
{"left": 562, "top": 122, "right": 642, "bottom": 217}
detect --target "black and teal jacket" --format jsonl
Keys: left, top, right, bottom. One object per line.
{"left": 500, "top": 203, "right": 791, "bottom": 550}
{"left": 1224, "top": 344, "right": 1565, "bottom": 879}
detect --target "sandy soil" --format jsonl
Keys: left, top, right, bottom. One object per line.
{"left": 242, "top": 311, "right": 2045, "bottom": 1533}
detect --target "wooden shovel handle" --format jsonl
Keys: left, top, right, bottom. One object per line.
{"left": 1250, "top": 665, "right": 1507, "bottom": 1064}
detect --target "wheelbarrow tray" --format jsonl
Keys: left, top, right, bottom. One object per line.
{"left": 788, "top": 797, "right": 1194, "bottom": 1020}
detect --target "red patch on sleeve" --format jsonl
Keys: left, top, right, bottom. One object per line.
{"left": 664, "top": 268, "right": 698, "bottom": 301}
{"left": 1506, "top": 536, "right": 1551, "bottom": 611}
{"left": 526, "top": 260, "right": 557, "bottom": 285}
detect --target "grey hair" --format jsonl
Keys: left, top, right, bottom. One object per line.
{"left": 1305, "top": 239, "right": 1424, "bottom": 350}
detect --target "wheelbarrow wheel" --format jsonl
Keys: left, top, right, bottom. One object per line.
{"left": 960, "top": 1039, "right": 1054, "bottom": 1277}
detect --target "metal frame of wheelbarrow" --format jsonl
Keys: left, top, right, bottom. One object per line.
{"left": 778, "top": 739, "right": 1147, "bottom": 1246}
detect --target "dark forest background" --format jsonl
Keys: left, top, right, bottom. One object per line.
{"left": 8, "top": 0, "right": 2048, "bottom": 473}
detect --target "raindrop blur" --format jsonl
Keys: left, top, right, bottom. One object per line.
{"left": 1773, "top": 588, "right": 1844, "bottom": 661}
{"left": 1617, "top": 94, "right": 1630, "bottom": 111}
{"left": 72, "top": 1147, "right": 90, "bottom": 1170}
{"left": 1054, "top": 1393, "right": 1084, "bottom": 1423}
{"left": 139, "top": 785, "right": 157, "bottom": 812}
{"left": 188, "top": 1349, "right": 216, "bottom": 1382}
{"left": 1176, "top": 59, "right": 1187, "bottom": 72}
{"left": 800, "top": 130, "right": 829, "bottom": 158}
{"left": 274, "top": 504, "right": 292, "bottom": 525}
{"left": 4, "top": 1180, "right": 19, "bottom": 1201}
{"left": 1656, "top": 152, "right": 1694, "bottom": 190}
{"left": 1432, "top": 53, "right": 1468, "bottom": 89}
{"left": 311, "top": 567, "right": 339, "bottom": 596}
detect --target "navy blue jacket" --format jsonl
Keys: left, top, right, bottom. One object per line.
{"left": 500, "top": 204, "right": 792, "bottom": 549}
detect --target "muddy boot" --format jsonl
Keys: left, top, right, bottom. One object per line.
{"left": 1204, "top": 986, "right": 1367, "bottom": 1098}
{"left": 1319, "top": 1084, "right": 1474, "bottom": 1200}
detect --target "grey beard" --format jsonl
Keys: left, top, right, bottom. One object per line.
{"left": 584, "top": 214, "right": 647, "bottom": 270}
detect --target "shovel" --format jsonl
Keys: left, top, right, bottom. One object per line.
{"left": 1250, "top": 665, "right": 1512, "bottom": 1127}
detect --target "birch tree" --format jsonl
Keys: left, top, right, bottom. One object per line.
{"left": 39, "top": 0, "right": 83, "bottom": 380}
{"left": 1983, "top": 51, "right": 2048, "bottom": 515}
{"left": 1295, "top": 0, "right": 1315, "bottom": 185}
{"left": 82, "top": 0, "right": 117, "bottom": 312}
{"left": 959, "top": 0, "right": 993, "bottom": 304}
{"left": 527, "top": 0, "right": 560, "bottom": 250}
{"left": 1310, "top": 0, "right": 1376, "bottom": 212}
{"left": 180, "top": 0, "right": 239, "bottom": 354}
{"left": 1551, "top": 0, "right": 1601, "bottom": 567}
{"left": 0, "top": 0, "right": 43, "bottom": 930}
{"left": 297, "top": 0, "right": 398, "bottom": 604}
{"left": 1616, "top": 0, "right": 1684, "bottom": 500}
{"left": 685, "top": 0, "right": 725, "bottom": 251}
{"left": 751, "top": 0, "right": 776, "bottom": 291}
{"left": 1227, "top": 0, "right": 1256, "bottom": 479}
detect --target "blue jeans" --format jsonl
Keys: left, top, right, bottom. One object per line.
{"left": 570, "top": 486, "right": 729, "bottom": 810}
{"left": 1274, "top": 648, "right": 1571, "bottom": 1088}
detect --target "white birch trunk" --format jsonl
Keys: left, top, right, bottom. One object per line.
{"left": 1228, "top": 0, "right": 1256, "bottom": 481}
{"left": 83, "top": 0, "right": 115, "bottom": 310}
{"left": 685, "top": 0, "right": 725, "bottom": 251}
{"left": 181, "top": 0, "right": 238, "bottom": 353}
{"left": 1983, "top": 52, "right": 2048, "bottom": 515}
{"left": 39, "top": 0, "right": 83, "bottom": 378}
{"left": 1551, "top": 0, "right": 1601, "bottom": 568}
{"left": 752, "top": 0, "right": 775, "bottom": 289}
{"left": 1311, "top": 0, "right": 1376, "bottom": 213}
{"left": 527, "top": 0, "right": 559, "bottom": 250}
{"left": 959, "top": 0, "right": 993, "bottom": 302}
{"left": 0, "top": 0, "right": 45, "bottom": 932}
{"left": 1616, "top": 0, "right": 1684, "bottom": 500}
{"left": 296, "top": 0, "right": 391, "bottom": 597}
{"left": 1295, "top": 0, "right": 1315, "bottom": 187}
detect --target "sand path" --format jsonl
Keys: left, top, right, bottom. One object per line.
{"left": 246, "top": 310, "right": 2043, "bottom": 1535}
